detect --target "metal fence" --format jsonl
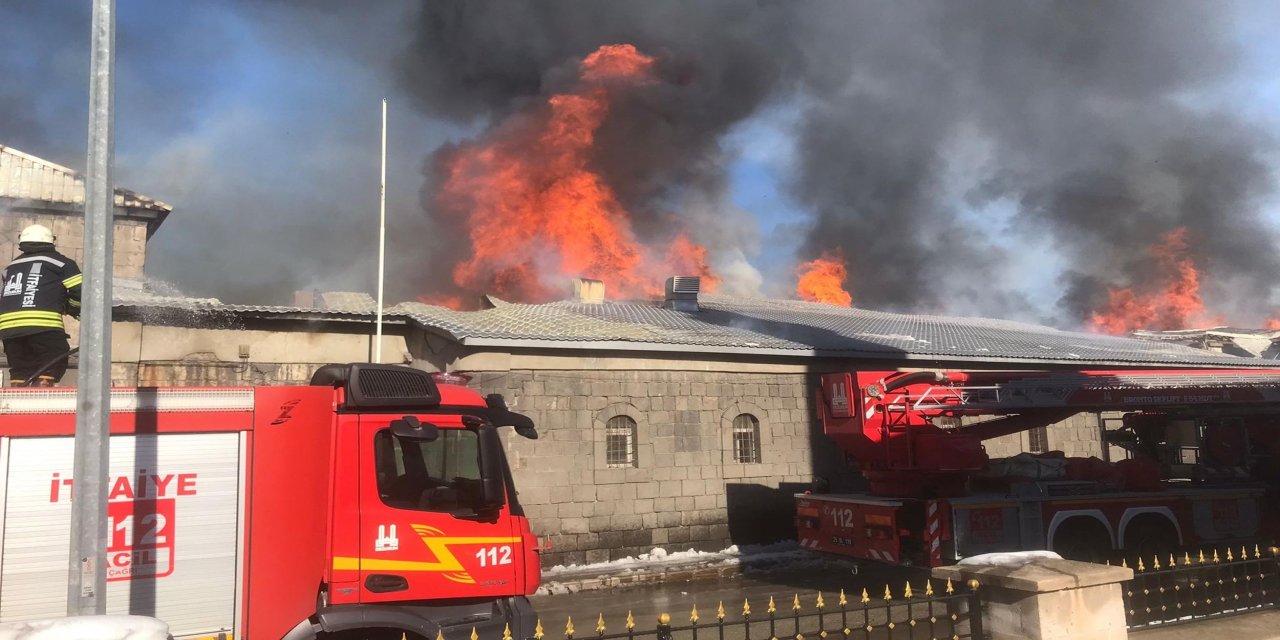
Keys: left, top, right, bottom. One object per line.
{"left": 450, "top": 579, "right": 984, "bottom": 640}
{"left": 1123, "top": 545, "right": 1280, "bottom": 630}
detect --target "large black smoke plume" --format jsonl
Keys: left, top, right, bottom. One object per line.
{"left": 395, "top": 1, "right": 1279, "bottom": 324}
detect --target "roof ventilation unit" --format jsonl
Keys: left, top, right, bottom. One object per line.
{"left": 664, "top": 276, "right": 700, "bottom": 312}
{"left": 572, "top": 278, "right": 606, "bottom": 304}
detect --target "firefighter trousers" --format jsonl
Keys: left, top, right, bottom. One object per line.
{"left": 3, "top": 330, "right": 71, "bottom": 385}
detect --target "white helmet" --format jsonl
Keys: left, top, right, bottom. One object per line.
{"left": 18, "top": 224, "right": 54, "bottom": 244}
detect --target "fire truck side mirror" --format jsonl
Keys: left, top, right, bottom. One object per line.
{"left": 485, "top": 394, "right": 539, "bottom": 440}
{"left": 390, "top": 416, "right": 440, "bottom": 442}
{"left": 478, "top": 427, "right": 507, "bottom": 510}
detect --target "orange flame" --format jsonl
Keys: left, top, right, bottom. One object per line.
{"left": 431, "top": 44, "right": 716, "bottom": 307}
{"left": 796, "top": 253, "right": 853, "bottom": 306}
{"left": 1265, "top": 317, "right": 1280, "bottom": 331}
{"left": 1089, "top": 227, "right": 1208, "bottom": 335}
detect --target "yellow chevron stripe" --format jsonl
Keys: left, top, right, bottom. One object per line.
{"left": 332, "top": 535, "right": 522, "bottom": 574}
{"left": 62, "top": 274, "right": 82, "bottom": 288}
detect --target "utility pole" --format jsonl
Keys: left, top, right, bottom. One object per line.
{"left": 68, "top": 0, "right": 115, "bottom": 615}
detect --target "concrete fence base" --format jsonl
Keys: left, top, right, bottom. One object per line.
{"left": 933, "top": 556, "right": 1134, "bottom": 640}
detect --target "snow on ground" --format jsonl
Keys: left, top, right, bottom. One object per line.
{"left": 957, "top": 550, "right": 1062, "bottom": 567}
{"left": 537, "top": 541, "right": 821, "bottom": 594}
{"left": 542, "top": 541, "right": 803, "bottom": 577}
{"left": 0, "top": 616, "right": 168, "bottom": 640}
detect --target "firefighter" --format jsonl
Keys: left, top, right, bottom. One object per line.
{"left": 0, "top": 224, "right": 81, "bottom": 386}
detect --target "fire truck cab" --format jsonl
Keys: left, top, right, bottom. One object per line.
{"left": 0, "top": 363, "right": 541, "bottom": 640}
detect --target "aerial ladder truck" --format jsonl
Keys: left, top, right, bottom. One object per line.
{"left": 796, "top": 368, "right": 1280, "bottom": 566}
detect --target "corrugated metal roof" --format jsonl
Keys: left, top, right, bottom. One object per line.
{"left": 386, "top": 294, "right": 1279, "bottom": 367}
{"left": 109, "top": 285, "right": 1280, "bottom": 368}
{"left": 318, "top": 291, "right": 377, "bottom": 313}
{"left": 0, "top": 145, "right": 171, "bottom": 214}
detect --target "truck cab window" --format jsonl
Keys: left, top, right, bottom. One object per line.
{"left": 375, "top": 428, "right": 483, "bottom": 514}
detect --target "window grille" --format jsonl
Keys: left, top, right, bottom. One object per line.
{"left": 605, "top": 415, "right": 637, "bottom": 468}
{"left": 1028, "top": 425, "right": 1049, "bottom": 453}
{"left": 732, "top": 413, "right": 761, "bottom": 463}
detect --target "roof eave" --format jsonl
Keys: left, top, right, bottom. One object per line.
{"left": 454, "top": 336, "right": 1261, "bottom": 368}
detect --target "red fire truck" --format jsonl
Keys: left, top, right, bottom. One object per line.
{"left": 796, "top": 369, "right": 1280, "bottom": 566}
{"left": 0, "top": 364, "right": 542, "bottom": 640}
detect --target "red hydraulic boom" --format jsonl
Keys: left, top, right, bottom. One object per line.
{"left": 817, "top": 369, "right": 1280, "bottom": 497}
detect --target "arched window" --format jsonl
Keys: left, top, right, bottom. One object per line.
{"left": 732, "top": 414, "right": 761, "bottom": 464}
{"left": 606, "top": 415, "right": 638, "bottom": 468}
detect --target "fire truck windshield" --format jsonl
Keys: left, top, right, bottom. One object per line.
{"left": 374, "top": 428, "right": 484, "bottom": 513}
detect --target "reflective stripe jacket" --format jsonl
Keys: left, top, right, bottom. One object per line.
{"left": 0, "top": 247, "right": 82, "bottom": 339}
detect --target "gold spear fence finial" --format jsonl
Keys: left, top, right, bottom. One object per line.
{"left": 535, "top": 620, "right": 545, "bottom": 640}
{"left": 566, "top": 617, "right": 575, "bottom": 638}
{"left": 883, "top": 585, "right": 893, "bottom": 601}
{"left": 1137, "top": 557, "right": 1145, "bottom": 572}
{"left": 1199, "top": 550, "right": 1207, "bottom": 564}
{"left": 470, "top": 628, "right": 479, "bottom": 640}
{"left": 1170, "top": 554, "right": 1177, "bottom": 568}
{"left": 793, "top": 594, "right": 801, "bottom": 611}
{"left": 839, "top": 589, "right": 848, "bottom": 607}
{"left": 627, "top": 612, "right": 636, "bottom": 631}
{"left": 1228, "top": 548, "right": 1235, "bottom": 562}
{"left": 743, "top": 599, "right": 752, "bottom": 617}
{"left": 1185, "top": 552, "right": 1192, "bottom": 566}
{"left": 1153, "top": 555, "right": 1161, "bottom": 570}
{"left": 597, "top": 614, "right": 606, "bottom": 635}
{"left": 1213, "top": 549, "right": 1221, "bottom": 563}
{"left": 925, "top": 580, "right": 934, "bottom": 597}
{"left": 945, "top": 579, "right": 954, "bottom": 595}
{"left": 717, "top": 602, "right": 726, "bottom": 621}
{"left": 691, "top": 605, "right": 699, "bottom": 624}
{"left": 436, "top": 630, "right": 445, "bottom": 640}
{"left": 860, "top": 588, "right": 870, "bottom": 604}
{"left": 768, "top": 596, "right": 777, "bottom": 615}
{"left": 816, "top": 592, "right": 825, "bottom": 609}
{"left": 503, "top": 624, "right": 513, "bottom": 640}
{"left": 904, "top": 582, "right": 913, "bottom": 599}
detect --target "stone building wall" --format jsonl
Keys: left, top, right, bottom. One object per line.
{"left": 469, "top": 368, "right": 857, "bottom": 567}
{"left": 982, "top": 413, "right": 1107, "bottom": 459}
{"left": 0, "top": 213, "right": 148, "bottom": 278}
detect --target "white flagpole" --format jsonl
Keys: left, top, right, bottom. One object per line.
{"left": 375, "top": 98, "right": 387, "bottom": 362}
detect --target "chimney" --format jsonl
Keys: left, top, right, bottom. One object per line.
{"left": 572, "top": 278, "right": 606, "bottom": 304}
{"left": 663, "top": 276, "right": 700, "bottom": 312}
